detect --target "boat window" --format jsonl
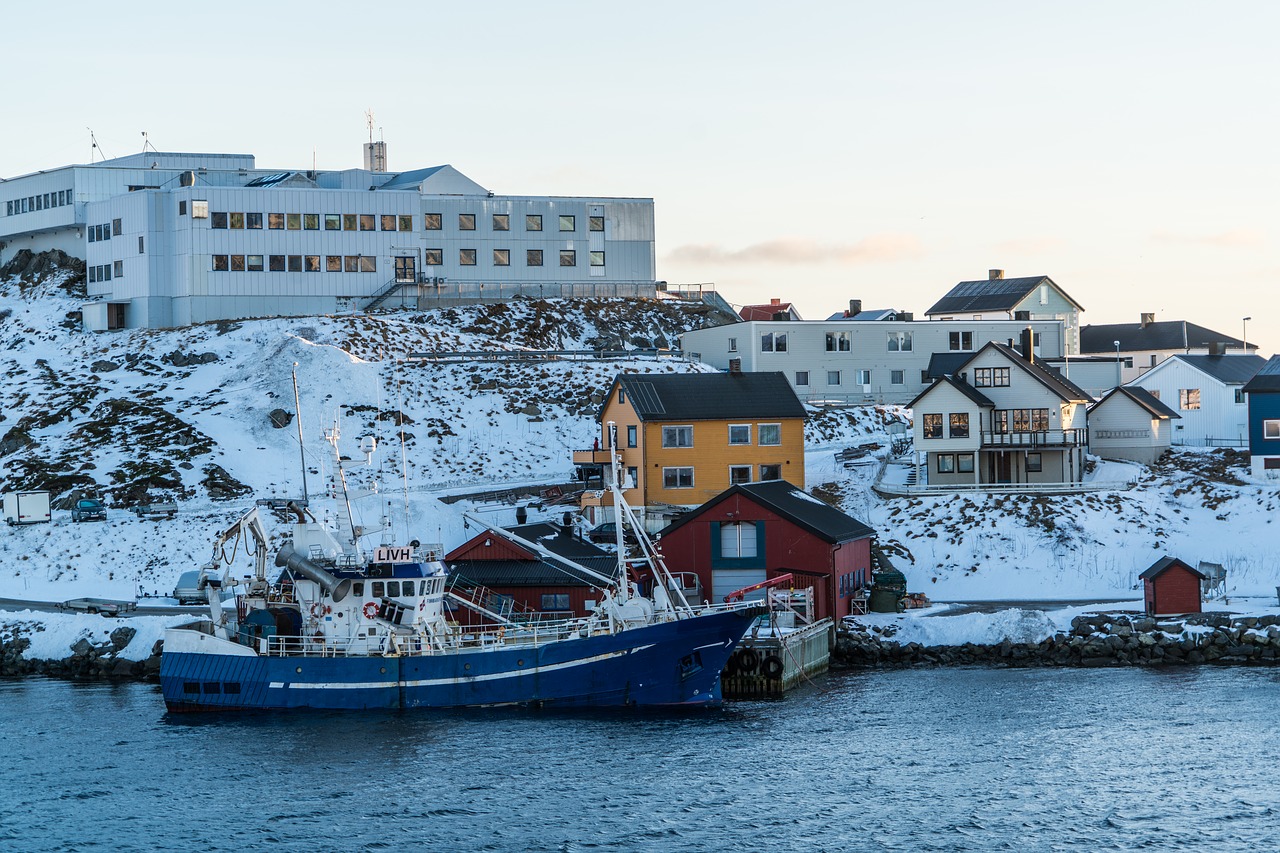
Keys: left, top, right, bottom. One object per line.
{"left": 353, "top": 582, "right": 364, "bottom": 596}
{"left": 387, "top": 581, "right": 401, "bottom": 597}
{"left": 372, "top": 582, "right": 385, "bottom": 598}
{"left": 421, "top": 580, "right": 431, "bottom": 595}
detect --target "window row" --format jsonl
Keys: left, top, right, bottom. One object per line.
{"left": 661, "top": 423, "right": 782, "bottom": 448}
{"left": 211, "top": 254, "right": 376, "bottom": 273}
{"left": 661, "top": 463, "right": 784, "bottom": 490}
{"left": 88, "top": 219, "right": 122, "bottom": 243}
{"left": 88, "top": 262, "right": 122, "bottom": 283}
{"left": 765, "top": 331, "right": 916, "bottom": 353}
{"left": 973, "top": 367, "right": 1010, "bottom": 387}
{"left": 921, "top": 412, "right": 970, "bottom": 439}
{"left": 5, "top": 189, "right": 72, "bottom": 217}
{"left": 935, "top": 453, "right": 976, "bottom": 474}
{"left": 796, "top": 369, "right": 901, "bottom": 388}
{"left": 423, "top": 248, "right": 603, "bottom": 267}
{"left": 992, "top": 408, "right": 1050, "bottom": 433}
{"left": 436, "top": 213, "right": 604, "bottom": 233}
{"left": 202, "top": 210, "right": 607, "bottom": 234}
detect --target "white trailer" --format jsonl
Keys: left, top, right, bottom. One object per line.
{"left": 3, "top": 491, "right": 51, "bottom": 525}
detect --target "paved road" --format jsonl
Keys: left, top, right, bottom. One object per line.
{"left": 923, "top": 599, "right": 1141, "bottom": 617}
{"left": 0, "top": 597, "right": 204, "bottom": 617}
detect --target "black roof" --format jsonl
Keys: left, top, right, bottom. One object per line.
{"left": 659, "top": 480, "right": 874, "bottom": 544}
{"left": 1165, "top": 354, "right": 1265, "bottom": 385}
{"left": 925, "top": 275, "right": 1082, "bottom": 316}
{"left": 614, "top": 372, "right": 806, "bottom": 421}
{"left": 907, "top": 374, "right": 995, "bottom": 410}
{"left": 925, "top": 352, "right": 972, "bottom": 380}
{"left": 1090, "top": 386, "right": 1180, "bottom": 419}
{"left": 505, "top": 522, "right": 611, "bottom": 561}
{"left": 446, "top": 557, "right": 615, "bottom": 587}
{"left": 1080, "top": 320, "right": 1254, "bottom": 354}
{"left": 959, "top": 342, "right": 1094, "bottom": 404}
{"left": 1139, "top": 556, "right": 1207, "bottom": 581}
{"left": 1243, "top": 355, "right": 1280, "bottom": 394}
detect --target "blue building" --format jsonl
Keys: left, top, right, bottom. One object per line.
{"left": 1242, "top": 355, "right": 1280, "bottom": 480}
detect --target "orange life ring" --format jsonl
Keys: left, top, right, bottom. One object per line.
{"left": 363, "top": 601, "right": 379, "bottom": 619}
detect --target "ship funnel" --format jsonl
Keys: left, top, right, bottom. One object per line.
{"left": 275, "top": 542, "right": 353, "bottom": 602}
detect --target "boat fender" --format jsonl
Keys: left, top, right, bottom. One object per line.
{"left": 722, "top": 654, "right": 738, "bottom": 678}
{"left": 738, "top": 648, "right": 760, "bottom": 673}
{"left": 363, "top": 601, "right": 379, "bottom": 619}
{"left": 761, "top": 655, "right": 783, "bottom": 679}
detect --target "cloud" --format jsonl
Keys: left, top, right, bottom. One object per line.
{"left": 665, "top": 233, "right": 922, "bottom": 266}
{"left": 1150, "top": 229, "right": 1265, "bottom": 249}
{"left": 993, "top": 236, "right": 1067, "bottom": 255}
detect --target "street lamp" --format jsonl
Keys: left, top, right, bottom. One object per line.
{"left": 1114, "top": 340, "right": 1121, "bottom": 386}
{"left": 1243, "top": 316, "right": 1252, "bottom": 352}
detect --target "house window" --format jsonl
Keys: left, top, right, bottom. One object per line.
{"left": 458, "top": 213, "right": 476, "bottom": 230}
{"left": 856, "top": 369, "right": 871, "bottom": 386}
{"left": 1266, "top": 458, "right": 1280, "bottom": 470}
{"left": 559, "top": 214, "right": 575, "bottom": 231}
{"left": 246, "top": 212, "right": 263, "bottom": 229}
{"left": 1179, "top": 389, "right": 1201, "bottom": 411}
{"left": 540, "top": 593, "right": 570, "bottom": 611}
{"left": 526, "top": 214, "right": 542, "bottom": 231}
{"left": 230, "top": 254, "right": 245, "bottom": 272}
{"left": 269, "top": 255, "right": 286, "bottom": 272}
{"left": 305, "top": 214, "right": 320, "bottom": 230}
{"left": 358, "top": 214, "right": 375, "bottom": 231}
{"left": 492, "top": 214, "right": 509, "bottom": 231}
{"left": 795, "top": 371, "right": 809, "bottom": 387}
{"left": 662, "top": 426, "right": 693, "bottom": 448}
{"left": 326, "top": 255, "right": 342, "bottom": 271}
{"left": 381, "top": 215, "right": 398, "bottom": 231}
{"left": 424, "top": 249, "right": 443, "bottom": 266}
{"left": 957, "top": 453, "right": 975, "bottom": 473}
{"left": 759, "top": 463, "right": 781, "bottom": 481}
{"left": 559, "top": 250, "right": 576, "bottom": 266}
{"left": 212, "top": 255, "right": 229, "bottom": 271}
{"left": 211, "top": 212, "right": 228, "bottom": 229}
{"left": 827, "top": 370, "right": 841, "bottom": 386}
{"left": 247, "top": 255, "right": 264, "bottom": 271}
{"left": 1026, "top": 452, "right": 1043, "bottom": 473}
{"left": 288, "top": 255, "right": 303, "bottom": 272}
{"left": 826, "top": 331, "right": 851, "bottom": 352}
{"left": 974, "top": 367, "right": 1010, "bottom": 387}
{"left": 728, "top": 424, "right": 751, "bottom": 445}
{"left": 527, "top": 249, "right": 543, "bottom": 266}
{"left": 949, "top": 331, "right": 973, "bottom": 351}
{"left": 627, "top": 466, "right": 639, "bottom": 486}
{"left": 1123, "top": 357, "right": 1134, "bottom": 369}
{"left": 720, "top": 522, "right": 758, "bottom": 558}
{"left": 343, "top": 214, "right": 358, "bottom": 231}
{"left": 761, "top": 332, "right": 787, "bottom": 352}
{"left": 459, "top": 249, "right": 477, "bottom": 266}
{"left": 937, "top": 454, "right": 955, "bottom": 473}
{"left": 1234, "top": 389, "right": 1245, "bottom": 404}
{"left": 1264, "top": 420, "right": 1280, "bottom": 440}
{"left": 138, "top": 236, "right": 144, "bottom": 254}
{"left": 589, "top": 215, "right": 604, "bottom": 232}
{"left": 662, "top": 467, "right": 694, "bottom": 489}
{"left": 888, "top": 331, "right": 913, "bottom": 352}
{"left": 590, "top": 251, "right": 605, "bottom": 267}
{"left": 728, "top": 337, "right": 738, "bottom": 352}
{"left": 995, "top": 409, "right": 1050, "bottom": 432}
{"left": 398, "top": 215, "right": 412, "bottom": 231}
{"left": 229, "top": 212, "right": 245, "bottom": 229}
{"left": 324, "top": 214, "right": 341, "bottom": 230}
{"left": 305, "top": 255, "right": 321, "bottom": 272}
{"left": 493, "top": 249, "right": 510, "bottom": 266}
{"left": 627, "top": 425, "right": 637, "bottom": 448}
{"left": 359, "top": 256, "right": 376, "bottom": 273}
{"left": 922, "top": 413, "right": 943, "bottom": 439}
{"left": 890, "top": 370, "right": 905, "bottom": 385}
{"left": 344, "top": 256, "right": 359, "bottom": 272}
{"left": 424, "top": 213, "right": 442, "bottom": 230}
{"left": 949, "top": 413, "right": 969, "bottom": 438}
{"left": 729, "top": 465, "right": 752, "bottom": 485}
{"left": 759, "top": 423, "right": 781, "bottom": 446}
{"left": 618, "top": 387, "right": 626, "bottom": 404}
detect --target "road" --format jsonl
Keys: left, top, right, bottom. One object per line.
{"left": 0, "top": 597, "right": 205, "bottom": 617}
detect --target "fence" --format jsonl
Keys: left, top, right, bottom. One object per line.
{"left": 367, "top": 280, "right": 659, "bottom": 311}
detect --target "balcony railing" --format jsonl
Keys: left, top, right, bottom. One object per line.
{"left": 572, "top": 449, "right": 614, "bottom": 466}
{"left": 980, "top": 429, "right": 1087, "bottom": 448}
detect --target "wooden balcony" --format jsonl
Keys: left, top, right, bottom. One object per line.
{"left": 980, "top": 429, "right": 1087, "bottom": 448}
{"left": 572, "top": 449, "right": 613, "bottom": 466}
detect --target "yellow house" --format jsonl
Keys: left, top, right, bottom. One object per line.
{"left": 573, "top": 371, "right": 807, "bottom": 527}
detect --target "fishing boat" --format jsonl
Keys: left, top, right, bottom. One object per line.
{"left": 160, "top": 421, "right": 761, "bottom": 711}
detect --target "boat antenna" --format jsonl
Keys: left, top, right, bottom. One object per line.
{"left": 292, "top": 363, "right": 309, "bottom": 505}
{"left": 394, "top": 362, "right": 411, "bottom": 538}
{"left": 327, "top": 424, "right": 360, "bottom": 548}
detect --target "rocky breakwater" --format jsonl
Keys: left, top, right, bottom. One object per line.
{"left": 0, "top": 623, "right": 163, "bottom": 679}
{"left": 834, "top": 612, "right": 1280, "bottom": 669}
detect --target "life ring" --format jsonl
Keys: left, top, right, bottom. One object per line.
{"left": 737, "top": 648, "right": 760, "bottom": 673}
{"left": 363, "top": 601, "right": 379, "bottom": 619}
{"left": 761, "top": 655, "right": 784, "bottom": 679}
{"left": 310, "top": 602, "right": 330, "bottom": 618}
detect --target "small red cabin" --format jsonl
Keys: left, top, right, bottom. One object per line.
{"left": 1140, "top": 556, "right": 1207, "bottom": 616}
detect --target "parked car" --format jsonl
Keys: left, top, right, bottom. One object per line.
{"left": 71, "top": 498, "right": 107, "bottom": 522}
{"left": 173, "top": 570, "right": 206, "bottom": 605}
{"left": 588, "top": 522, "right": 637, "bottom": 546}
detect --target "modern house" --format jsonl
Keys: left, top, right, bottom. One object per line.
{"left": 1140, "top": 556, "right": 1205, "bottom": 617}
{"left": 680, "top": 314, "right": 1065, "bottom": 406}
{"left": 905, "top": 330, "right": 1094, "bottom": 488}
{"left": 1, "top": 147, "right": 656, "bottom": 330}
{"left": 443, "top": 522, "right": 617, "bottom": 625}
{"left": 924, "top": 269, "right": 1085, "bottom": 355}
{"left": 572, "top": 370, "right": 807, "bottom": 528}
{"left": 1087, "top": 386, "right": 1180, "bottom": 464}
{"left": 1080, "top": 314, "right": 1257, "bottom": 384}
{"left": 656, "top": 481, "right": 875, "bottom": 620}
{"left": 1127, "top": 354, "right": 1265, "bottom": 447}
{"left": 1242, "top": 355, "right": 1280, "bottom": 479}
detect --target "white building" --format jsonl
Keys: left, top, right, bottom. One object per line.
{"left": 1127, "top": 354, "right": 1265, "bottom": 447}
{"left": 1080, "top": 314, "right": 1258, "bottom": 384}
{"left": 1087, "top": 386, "right": 1180, "bottom": 465}
{"left": 924, "top": 270, "right": 1085, "bottom": 355}
{"left": 680, "top": 314, "right": 1065, "bottom": 407}
{"left": 1, "top": 149, "right": 656, "bottom": 329}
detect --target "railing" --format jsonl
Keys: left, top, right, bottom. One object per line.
{"left": 980, "top": 429, "right": 1087, "bottom": 448}
{"left": 405, "top": 348, "right": 697, "bottom": 364}
{"left": 1094, "top": 429, "right": 1151, "bottom": 439}
{"left": 875, "top": 479, "right": 1133, "bottom": 497}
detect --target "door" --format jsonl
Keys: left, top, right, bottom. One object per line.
{"left": 989, "top": 452, "right": 1012, "bottom": 483}
{"left": 394, "top": 256, "right": 417, "bottom": 283}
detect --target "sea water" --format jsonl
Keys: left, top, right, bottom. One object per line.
{"left": 2, "top": 666, "right": 1278, "bottom": 852}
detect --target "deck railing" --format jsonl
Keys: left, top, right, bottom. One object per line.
{"left": 980, "top": 429, "right": 1087, "bottom": 448}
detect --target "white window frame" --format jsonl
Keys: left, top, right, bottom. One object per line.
{"left": 727, "top": 337, "right": 737, "bottom": 353}
{"left": 662, "top": 467, "right": 694, "bottom": 489}
{"left": 827, "top": 370, "right": 841, "bottom": 386}
{"left": 890, "top": 370, "right": 905, "bottom": 385}
{"left": 728, "top": 424, "right": 751, "bottom": 445}
{"left": 661, "top": 425, "right": 694, "bottom": 448}
{"left": 758, "top": 423, "right": 781, "bottom": 446}
{"left": 795, "top": 371, "right": 809, "bottom": 387}
{"left": 1179, "top": 388, "right": 1201, "bottom": 411}
{"left": 856, "top": 369, "right": 871, "bottom": 386}
{"left": 888, "top": 331, "right": 913, "bottom": 352}
{"left": 1263, "top": 419, "right": 1280, "bottom": 440}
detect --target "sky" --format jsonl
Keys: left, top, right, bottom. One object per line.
{"left": 3, "top": 1, "right": 1277, "bottom": 353}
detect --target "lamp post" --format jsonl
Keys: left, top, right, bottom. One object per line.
{"left": 1243, "top": 316, "right": 1252, "bottom": 352}
{"left": 1114, "top": 340, "right": 1121, "bottom": 386}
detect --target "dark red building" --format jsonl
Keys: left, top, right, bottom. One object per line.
{"left": 445, "top": 523, "right": 617, "bottom": 625}
{"left": 656, "top": 481, "right": 875, "bottom": 621}
{"left": 1140, "top": 556, "right": 1207, "bottom": 616}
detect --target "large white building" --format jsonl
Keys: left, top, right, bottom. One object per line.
{"left": 1, "top": 149, "right": 656, "bottom": 329}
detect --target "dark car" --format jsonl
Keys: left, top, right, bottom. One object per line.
{"left": 71, "top": 498, "right": 107, "bottom": 522}
{"left": 587, "top": 522, "right": 636, "bottom": 546}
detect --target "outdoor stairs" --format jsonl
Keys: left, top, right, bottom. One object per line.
{"left": 364, "top": 278, "right": 408, "bottom": 312}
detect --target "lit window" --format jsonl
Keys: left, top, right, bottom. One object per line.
{"left": 759, "top": 423, "right": 781, "bottom": 446}
{"left": 662, "top": 426, "right": 694, "bottom": 448}
{"left": 1179, "top": 389, "right": 1201, "bottom": 411}
{"left": 662, "top": 467, "right": 694, "bottom": 489}
{"left": 728, "top": 424, "right": 751, "bottom": 445}
{"left": 922, "top": 413, "right": 943, "bottom": 439}
{"left": 492, "top": 214, "right": 509, "bottom": 231}
{"left": 458, "top": 213, "right": 475, "bottom": 231}
{"left": 559, "top": 214, "right": 575, "bottom": 231}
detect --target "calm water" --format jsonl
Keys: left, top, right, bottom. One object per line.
{"left": 3, "top": 667, "right": 1279, "bottom": 852}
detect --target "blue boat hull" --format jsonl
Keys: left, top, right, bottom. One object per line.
{"left": 160, "top": 609, "right": 758, "bottom": 711}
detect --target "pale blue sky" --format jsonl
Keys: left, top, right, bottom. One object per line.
{"left": 4, "top": 1, "right": 1276, "bottom": 351}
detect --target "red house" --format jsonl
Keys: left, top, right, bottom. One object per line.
{"left": 445, "top": 523, "right": 617, "bottom": 625}
{"left": 656, "top": 481, "right": 875, "bottom": 621}
{"left": 1140, "top": 556, "right": 1207, "bottom": 616}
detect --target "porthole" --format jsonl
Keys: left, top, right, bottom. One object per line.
{"left": 380, "top": 667, "right": 386, "bottom": 674}
{"left": 464, "top": 663, "right": 471, "bottom": 671}
{"left": 517, "top": 659, "right": 524, "bottom": 667}
{"left": 295, "top": 667, "right": 303, "bottom": 674}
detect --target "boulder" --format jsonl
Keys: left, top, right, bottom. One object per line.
{"left": 109, "top": 626, "right": 136, "bottom": 652}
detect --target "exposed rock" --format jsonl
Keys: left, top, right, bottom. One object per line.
{"left": 91, "top": 359, "right": 120, "bottom": 373}
{"left": 201, "top": 464, "right": 252, "bottom": 500}
{"left": 109, "top": 626, "right": 136, "bottom": 652}
{"left": 268, "top": 408, "right": 294, "bottom": 429}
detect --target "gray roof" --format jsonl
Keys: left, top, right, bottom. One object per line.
{"left": 824, "top": 308, "right": 898, "bottom": 322}
{"left": 1167, "top": 354, "right": 1265, "bottom": 385}
{"left": 907, "top": 374, "right": 995, "bottom": 410}
{"left": 925, "top": 275, "right": 1082, "bottom": 316}
{"left": 378, "top": 165, "right": 448, "bottom": 189}
{"left": 1242, "top": 355, "right": 1280, "bottom": 394}
{"left": 965, "top": 342, "right": 1095, "bottom": 404}
{"left": 1139, "top": 556, "right": 1207, "bottom": 581}
{"left": 1080, "top": 320, "right": 1254, "bottom": 354}
{"left": 659, "top": 480, "right": 874, "bottom": 544}
{"left": 1090, "top": 386, "right": 1180, "bottom": 420}
{"left": 614, "top": 372, "right": 806, "bottom": 422}
{"left": 925, "top": 352, "right": 972, "bottom": 380}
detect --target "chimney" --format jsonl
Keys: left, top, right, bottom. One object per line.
{"left": 770, "top": 297, "right": 781, "bottom": 306}
{"left": 989, "top": 269, "right": 1005, "bottom": 280}
{"left": 1141, "top": 312, "right": 1155, "bottom": 328}
{"left": 728, "top": 358, "right": 742, "bottom": 374}
{"left": 515, "top": 505, "right": 528, "bottom": 525}
{"left": 848, "top": 299, "right": 862, "bottom": 317}
{"left": 1020, "top": 327, "right": 1035, "bottom": 363}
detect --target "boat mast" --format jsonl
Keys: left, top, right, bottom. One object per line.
{"left": 292, "top": 363, "right": 309, "bottom": 505}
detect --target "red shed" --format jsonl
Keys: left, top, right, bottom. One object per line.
{"left": 1140, "top": 556, "right": 1207, "bottom": 616}
{"left": 656, "top": 480, "right": 875, "bottom": 621}
{"left": 444, "top": 522, "right": 616, "bottom": 626}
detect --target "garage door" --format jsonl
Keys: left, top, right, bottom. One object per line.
{"left": 712, "top": 569, "right": 767, "bottom": 604}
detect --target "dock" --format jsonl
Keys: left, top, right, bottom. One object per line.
{"left": 721, "top": 618, "right": 833, "bottom": 699}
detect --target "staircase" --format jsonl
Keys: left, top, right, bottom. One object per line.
{"left": 364, "top": 278, "right": 409, "bottom": 312}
